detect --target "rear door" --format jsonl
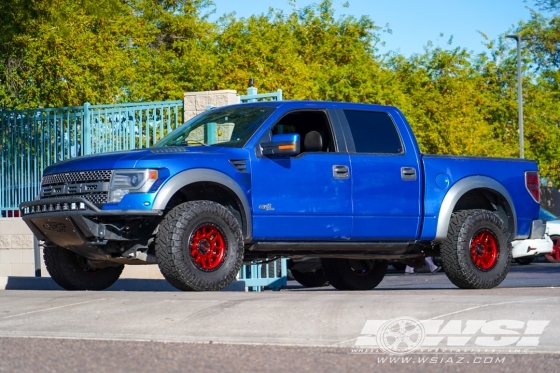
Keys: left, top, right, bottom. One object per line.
{"left": 337, "top": 109, "right": 422, "bottom": 240}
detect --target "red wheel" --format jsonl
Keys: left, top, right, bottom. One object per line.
{"left": 470, "top": 229, "right": 499, "bottom": 271}
{"left": 155, "top": 201, "right": 244, "bottom": 291}
{"left": 441, "top": 209, "right": 511, "bottom": 289}
{"left": 545, "top": 235, "right": 560, "bottom": 263}
{"left": 189, "top": 224, "right": 226, "bottom": 271}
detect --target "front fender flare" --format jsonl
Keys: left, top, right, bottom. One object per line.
{"left": 152, "top": 169, "right": 252, "bottom": 240}
{"left": 434, "top": 176, "right": 517, "bottom": 241}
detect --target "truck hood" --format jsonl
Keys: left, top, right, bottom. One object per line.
{"left": 43, "top": 146, "right": 227, "bottom": 175}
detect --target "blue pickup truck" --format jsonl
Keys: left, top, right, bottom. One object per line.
{"left": 20, "top": 101, "right": 544, "bottom": 291}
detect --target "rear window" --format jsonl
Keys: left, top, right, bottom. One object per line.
{"left": 343, "top": 110, "right": 403, "bottom": 154}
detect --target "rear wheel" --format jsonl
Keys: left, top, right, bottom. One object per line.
{"left": 291, "top": 268, "right": 329, "bottom": 288}
{"left": 321, "top": 258, "right": 387, "bottom": 290}
{"left": 545, "top": 235, "right": 560, "bottom": 263}
{"left": 155, "top": 201, "right": 244, "bottom": 291}
{"left": 441, "top": 209, "right": 511, "bottom": 289}
{"left": 44, "top": 245, "right": 123, "bottom": 291}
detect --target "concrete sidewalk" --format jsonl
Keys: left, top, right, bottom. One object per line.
{"left": 0, "top": 276, "right": 246, "bottom": 291}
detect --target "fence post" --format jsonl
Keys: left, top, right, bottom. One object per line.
{"left": 276, "top": 89, "right": 283, "bottom": 101}
{"left": 33, "top": 236, "right": 41, "bottom": 277}
{"left": 83, "top": 102, "right": 91, "bottom": 155}
{"left": 247, "top": 87, "right": 258, "bottom": 102}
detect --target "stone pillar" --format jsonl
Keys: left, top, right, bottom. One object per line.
{"left": 183, "top": 90, "right": 240, "bottom": 121}
{"left": 0, "top": 218, "right": 36, "bottom": 276}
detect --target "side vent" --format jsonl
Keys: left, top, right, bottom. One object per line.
{"left": 229, "top": 160, "right": 248, "bottom": 173}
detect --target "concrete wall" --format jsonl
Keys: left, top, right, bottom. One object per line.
{"left": 0, "top": 218, "right": 36, "bottom": 276}
{"left": 183, "top": 90, "right": 239, "bottom": 121}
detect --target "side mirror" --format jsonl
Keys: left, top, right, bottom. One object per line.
{"left": 261, "top": 134, "right": 300, "bottom": 157}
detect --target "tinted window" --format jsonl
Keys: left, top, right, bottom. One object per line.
{"left": 344, "top": 110, "right": 403, "bottom": 154}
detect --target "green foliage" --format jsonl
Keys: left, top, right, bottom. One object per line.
{"left": 1, "top": 0, "right": 560, "bottom": 184}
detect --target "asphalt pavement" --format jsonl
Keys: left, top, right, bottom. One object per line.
{"left": 0, "top": 261, "right": 558, "bottom": 373}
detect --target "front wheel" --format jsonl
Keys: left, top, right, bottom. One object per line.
{"left": 155, "top": 201, "right": 244, "bottom": 291}
{"left": 44, "top": 245, "right": 124, "bottom": 290}
{"left": 441, "top": 209, "right": 511, "bottom": 289}
{"left": 321, "top": 258, "right": 387, "bottom": 290}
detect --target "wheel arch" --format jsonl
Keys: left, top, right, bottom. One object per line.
{"left": 152, "top": 169, "right": 252, "bottom": 241}
{"left": 434, "top": 176, "right": 517, "bottom": 241}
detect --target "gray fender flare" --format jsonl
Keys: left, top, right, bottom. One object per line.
{"left": 152, "top": 169, "right": 252, "bottom": 240}
{"left": 434, "top": 176, "right": 517, "bottom": 241}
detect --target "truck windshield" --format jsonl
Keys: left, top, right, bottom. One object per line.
{"left": 154, "top": 106, "right": 275, "bottom": 148}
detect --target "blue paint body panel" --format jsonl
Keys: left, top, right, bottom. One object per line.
{"left": 38, "top": 100, "right": 540, "bottom": 243}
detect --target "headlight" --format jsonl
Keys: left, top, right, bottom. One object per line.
{"left": 108, "top": 169, "right": 159, "bottom": 203}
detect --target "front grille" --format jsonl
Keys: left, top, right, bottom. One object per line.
{"left": 42, "top": 170, "right": 113, "bottom": 186}
{"left": 40, "top": 170, "right": 112, "bottom": 205}
{"left": 43, "top": 192, "right": 109, "bottom": 205}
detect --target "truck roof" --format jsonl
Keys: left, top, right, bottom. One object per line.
{"left": 233, "top": 100, "right": 399, "bottom": 112}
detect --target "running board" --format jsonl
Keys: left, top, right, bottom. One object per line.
{"left": 248, "top": 241, "right": 422, "bottom": 256}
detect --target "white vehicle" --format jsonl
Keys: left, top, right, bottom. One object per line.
{"left": 512, "top": 208, "right": 560, "bottom": 265}
{"left": 512, "top": 234, "right": 553, "bottom": 265}
{"left": 541, "top": 209, "right": 560, "bottom": 263}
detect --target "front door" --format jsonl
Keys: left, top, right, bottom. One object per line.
{"left": 250, "top": 110, "right": 352, "bottom": 241}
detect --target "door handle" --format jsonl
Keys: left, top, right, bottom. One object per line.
{"left": 333, "top": 165, "right": 349, "bottom": 179}
{"left": 401, "top": 167, "right": 417, "bottom": 181}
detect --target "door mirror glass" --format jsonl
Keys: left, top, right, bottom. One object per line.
{"left": 261, "top": 134, "right": 300, "bottom": 157}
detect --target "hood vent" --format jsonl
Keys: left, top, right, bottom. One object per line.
{"left": 229, "top": 160, "right": 248, "bottom": 173}
{"left": 150, "top": 147, "right": 188, "bottom": 153}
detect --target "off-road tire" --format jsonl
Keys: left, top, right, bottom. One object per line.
{"left": 514, "top": 256, "right": 534, "bottom": 265}
{"left": 155, "top": 200, "right": 244, "bottom": 291}
{"left": 291, "top": 268, "right": 329, "bottom": 288}
{"left": 441, "top": 209, "right": 511, "bottom": 289}
{"left": 321, "top": 258, "right": 388, "bottom": 290}
{"left": 43, "top": 245, "right": 124, "bottom": 291}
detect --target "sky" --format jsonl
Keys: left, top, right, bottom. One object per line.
{"left": 208, "top": 0, "right": 551, "bottom": 56}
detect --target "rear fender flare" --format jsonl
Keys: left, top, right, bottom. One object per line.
{"left": 434, "top": 176, "right": 516, "bottom": 241}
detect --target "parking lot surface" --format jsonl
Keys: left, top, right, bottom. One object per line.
{"left": 0, "top": 262, "right": 558, "bottom": 372}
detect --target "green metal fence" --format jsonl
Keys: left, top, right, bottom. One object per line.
{"left": 0, "top": 100, "right": 183, "bottom": 215}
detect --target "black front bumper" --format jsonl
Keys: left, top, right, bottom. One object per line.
{"left": 20, "top": 198, "right": 163, "bottom": 259}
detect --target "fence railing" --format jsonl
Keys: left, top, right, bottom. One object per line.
{"left": 1, "top": 106, "right": 86, "bottom": 215}
{"left": 0, "top": 100, "right": 183, "bottom": 214}
{"left": 83, "top": 101, "right": 183, "bottom": 154}
{"left": 238, "top": 258, "right": 288, "bottom": 291}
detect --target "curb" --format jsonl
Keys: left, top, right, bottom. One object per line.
{"left": 0, "top": 277, "right": 247, "bottom": 292}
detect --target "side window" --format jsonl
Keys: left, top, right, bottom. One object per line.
{"left": 343, "top": 110, "right": 403, "bottom": 154}
{"left": 271, "top": 111, "right": 336, "bottom": 152}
